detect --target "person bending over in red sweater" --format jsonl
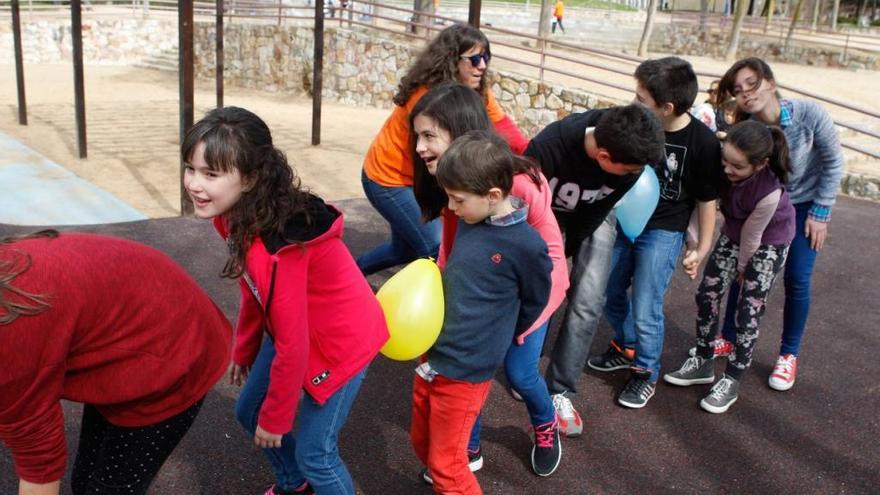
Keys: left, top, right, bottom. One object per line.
{"left": 0, "top": 231, "right": 232, "bottom": 495}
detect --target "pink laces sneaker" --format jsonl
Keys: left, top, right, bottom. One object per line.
{"left": 768, "top": 354, "right": 797, "bottom": 391}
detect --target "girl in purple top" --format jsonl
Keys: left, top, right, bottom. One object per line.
{"left": 663, "top": 121, "right": 795, "bottom": 414}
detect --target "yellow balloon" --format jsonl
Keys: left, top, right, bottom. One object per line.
{"left": 376, "top": 259, "right": 444, "bottom": 361}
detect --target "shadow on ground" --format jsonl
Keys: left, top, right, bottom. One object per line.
{"left": 1, "top": 196, "right": 878, "bottom": 494}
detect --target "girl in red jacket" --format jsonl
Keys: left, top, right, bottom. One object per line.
{"left": 0, "top": 231, "right": 231, "bottom": 495}
{"left": 182, "top": 106, "right": 389, "bottom": 495}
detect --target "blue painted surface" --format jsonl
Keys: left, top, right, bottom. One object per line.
{"left": 0, "top": 131, "right": 146, "bottom": 226}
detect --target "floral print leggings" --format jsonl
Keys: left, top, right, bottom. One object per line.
{"left": 695, "top": 235, "right": 789, "bottom": 379}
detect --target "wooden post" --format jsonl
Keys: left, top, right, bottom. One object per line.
{"left": 216, "top": 0, "right": 224, "bottom": 108}
{"left": 71, "top": 0, "right": 87, "bottom": 158}
{"left": 468, "top": 0, "right": 481, "bottom": 27}
{"left": 179, "top": 0, "right": 194, "bottom": 215}
{"left": 12, "top": 0, "right": 27, "bottom": 125}
{"left": 312, "top": 0, "right": 324, "bottom": 146}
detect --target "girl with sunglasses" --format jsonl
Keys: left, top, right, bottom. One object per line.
{"left": 356, "top": 23, "right": 528, "bottom": 275}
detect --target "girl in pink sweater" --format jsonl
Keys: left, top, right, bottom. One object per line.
{"left": 182, "top": 106, "right": 388, "bottom": 495}
{"left": 410, "top": 83, "right": 569, "bottom": 479}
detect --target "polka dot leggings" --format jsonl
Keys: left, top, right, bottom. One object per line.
{"left": 70, "top": 398, "right": 204, "bottom": 495}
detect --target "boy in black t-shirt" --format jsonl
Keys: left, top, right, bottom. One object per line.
{"left": 589, "top": 57, "right": 723, "bottom": 409}
{"left": 524, "top": 104, "right": 665, "bottom": 436}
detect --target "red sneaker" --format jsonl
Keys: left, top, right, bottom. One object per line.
{"left": 769, "top": 354, "right": 797, "bottom": 391}
{"left": 688, "top": 337, "right": 734, "bottom": 359}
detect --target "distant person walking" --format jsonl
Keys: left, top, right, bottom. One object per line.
{"left": 552, "top": 0, "right": 565, "bottom": 34}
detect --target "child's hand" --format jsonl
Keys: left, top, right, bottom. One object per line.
{"left": 681, "top": 249, "right": 703, "bottom": 280}
{"left": 229, "top": 363, "right": 249, "bottom": 386}
{"left": 254, "top": 425, "right": 283, "bottom": 449}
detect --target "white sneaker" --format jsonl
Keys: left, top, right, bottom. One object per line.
{"left": 768, "top": 354, "right": 797, "bottom": 391}
{"left": 551, "top": 393, "right": 583, "bottom": 437}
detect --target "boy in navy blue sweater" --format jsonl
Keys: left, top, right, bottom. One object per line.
{"left": 410, "top": 131, "right": 552, "bottom": 495}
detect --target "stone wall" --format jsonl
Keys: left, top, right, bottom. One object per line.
{"left": 654, "top": 24, "right": 879, "bottom": 71}
{"left": 2, "top": 19, "right": 876, "bottom": 200}
{"left": 192, "top": 24, "right": 619, "bottom": 136}
{"left": 0, "top": 19, "right": 177, "bottom": 64}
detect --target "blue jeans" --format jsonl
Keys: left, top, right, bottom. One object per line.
{"left": 467, "top": 320, "right": 554, "bottom": 451}
{"left": 235, "top": 338, "right": 367, "bottom": 494}
{"left": 545, "top": 213, "right": 617, "bottom": 395}
{"left": 604, "top": 227, "right": 684, "bottom": 382}
{"left": 357, "top": 171, "right": 441, "bottom": 275}
{"left": 722, "top": 202, "right": 819, "bottom": 356}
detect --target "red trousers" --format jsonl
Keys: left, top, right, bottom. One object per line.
{"left": 410, "top": 374, "right": 492, "bottom": 495}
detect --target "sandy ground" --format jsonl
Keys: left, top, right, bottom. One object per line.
{"left": 0, "top": 64, "right": 390, "bottom": 218}
{"left": 1, "top": 53, "right": 877, "bottom": 219}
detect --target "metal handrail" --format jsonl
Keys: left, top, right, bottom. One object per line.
{"left": 5, "top": 0, "right": 877, "bottom": 160}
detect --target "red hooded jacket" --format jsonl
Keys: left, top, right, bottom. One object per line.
{"left": 214, "top": 200, "right": 389, "bottom": 435}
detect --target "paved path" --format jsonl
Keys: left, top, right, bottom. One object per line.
{"left": 1, "top": 194, "right": 877, "bottom": 494}
{"left": 0, "top": 131, "right": 145, "bottom": 225}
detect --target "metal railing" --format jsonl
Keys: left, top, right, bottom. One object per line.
{"left": 3, "top": 0, "right": 878, "bottom": 160}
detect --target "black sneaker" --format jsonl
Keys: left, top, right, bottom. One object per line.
{"left": 663, "top": 355, "right": 715, "bottom": 386}
{"left": 420, "top": 448, "right": 483, "bottom": 485}
{"left": 530, "top": 417, "right": 562, "bottom": 477}
{"left": 618, "top": 369, "right": 656, "bottom": 409}
{"left": 587, "top": 342, "right": 634, "bottom": 372}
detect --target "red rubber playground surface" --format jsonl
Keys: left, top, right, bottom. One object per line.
{"left": 1, "top": 195, "right": 878, "bottom": 494}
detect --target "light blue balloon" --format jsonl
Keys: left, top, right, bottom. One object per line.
{"left": 615, "top": 166, "right": 660, "bottom": 242}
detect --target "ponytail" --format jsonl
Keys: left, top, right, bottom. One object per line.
{"left": 725, "top": 120, "right": 792, "bottom": 183}
{"left": 767, "top": 126, "right": 792, "bottom": 184}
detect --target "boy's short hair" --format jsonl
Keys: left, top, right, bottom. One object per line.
{"left": 436, "top": 130, "right": 513, "bottom": 196}
{"left": 634, "top": 57, "right": 699, "bottom": 116}
{"left": 594, "top": 104, "right": 666, "bottom": 166}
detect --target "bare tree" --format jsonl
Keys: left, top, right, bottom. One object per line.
{"left": 699, "top": 0, "right": 710, "bottom": 31}
{"left": 538, "top": 0, "right": 552, "bottom": 49}
{"left": 725, "top": 0, "right": 750, "bottom": 62}
{"left": 784, "top": 0, "right": 806, "bottom": 50}
{"left": 638, "top": 0, "right": 659, "bottom": 57}
{"left": 410, "top": 0, "right": 432, "bottom": 35}
{"left": 830, "top": 0, "right": 841, "bottom": 30}
{"left": 811, "top": 0, "right": 822, "bottom": 31}
{"left": 764, "top": 0, "right": 776, "bottom": 33}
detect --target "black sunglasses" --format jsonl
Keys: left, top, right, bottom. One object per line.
{"left": 460, "top": 52, "right": 491, "bottom": 67}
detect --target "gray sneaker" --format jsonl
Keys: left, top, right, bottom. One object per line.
{"left": 663, "top": 356, "right": 715, "bottom": 386}
{"left": 700, "top": 375, "right": 740, "bottom": 414}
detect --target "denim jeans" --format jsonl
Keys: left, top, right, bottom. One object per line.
{"left": 467, "top": 320, "right": 554, "bottom": 451}
{"left": 356, "top": 171, "right": 441, "bottom": 275}
{"left": 235, "top": 338, "right": 367, "bottom": 495}
{"left": 721, "top": 202, "right": 819, "bottom": 356}
{"left": 604, "top": 227, "right": 684, "bottom": 382}
{"left": 545, "top": 213, "right": 617, "bottom": 395}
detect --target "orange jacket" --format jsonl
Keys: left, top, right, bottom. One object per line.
{"left": 363, "top": 85, "right": 526, "bottom": 187}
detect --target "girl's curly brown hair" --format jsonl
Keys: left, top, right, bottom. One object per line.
{"left": 393, "top": 23, "right": 491, "bottom": 106}
{"left": 182, "top": 107, "right": 313, "bottom": 279}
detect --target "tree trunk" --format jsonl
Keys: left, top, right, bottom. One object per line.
{"left": 538, "top": 0, "right": 552, "bottom": 49}
{"left": 410, "top": 0, "right": 431, "bottom": 34}
{"left": 830, "top": 0, "right": 840, "bottom": 30}
{"left": 811, "top": 0, "right": 822, "bottom": 31}
{"left": 856, "top": 0, "right": 867, "bottom": 20}
{"left": 784, "top": 0, "right": 805, "bottom": 50}
{"left": 724, "top": 0, "right": 749, "bottom": 62}
{"left": 764, "top": 0, "right": 775, "bottom": 33}
{"left": 699, "top": 0, "right": 710, "bottom": 30}
{"left": 638, "top": 0, "right": 659, "bottom": 57}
